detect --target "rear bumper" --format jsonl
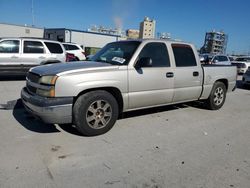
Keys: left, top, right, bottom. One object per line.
{"left": 21, "top": 87, "right": 73, "bottom": 124}
{"left": 242, "top": 75, "right": 250, "bottom": 85}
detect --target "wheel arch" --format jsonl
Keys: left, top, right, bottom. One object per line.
{"left": 215, "top": 79, "right": 228, "bottom": 90}
{"left": 73, "top": 87, "right": 124, "bottom": 114}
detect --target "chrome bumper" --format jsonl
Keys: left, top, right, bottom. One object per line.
{"left": 21, "top": 87, "right": 73, "bottom": 124}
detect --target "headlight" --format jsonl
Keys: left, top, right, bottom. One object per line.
{"left": 36, "top": 75, "right": 58, "bottom": 97}
{"left": 39, "top": 75, "right": 58, "bottom": 85}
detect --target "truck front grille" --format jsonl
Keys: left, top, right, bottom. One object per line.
{"left": 26, "top": 72, "right": 41, "bottom": 95}
{"left": 27, "top": 84, "right": 37, "bottom": 94}
{"left": 27, "top": 72, "right": 40, "bottom": 84}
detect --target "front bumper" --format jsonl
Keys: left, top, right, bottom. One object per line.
{"left": 21, "top": 87, "right": 73, "bottom": 124}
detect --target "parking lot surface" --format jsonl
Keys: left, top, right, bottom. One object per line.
{"left": 0, "top": 77, "right": 250, "bottom": 188}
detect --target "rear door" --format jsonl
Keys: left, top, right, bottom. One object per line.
{"left": 21, "top": 40, "right": 46, "bottom": 72}
{"left": 0, "top": 39, "right": 22, "bottom": 75}
{"left": 128, "top": 42, "right": 174, "bottom": 109}
{"left": 171, "top": 44, "right": 203, "bottom": 102}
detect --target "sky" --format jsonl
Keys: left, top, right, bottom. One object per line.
{"left": 0, "top": 0, "right": 249, "bottom": 54}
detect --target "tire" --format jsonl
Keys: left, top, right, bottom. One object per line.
{"left": 73, "top": 90, "right": 119, "bottom": 136}
{"left": 205, "top": 81, "right": 227, "bottom": 110}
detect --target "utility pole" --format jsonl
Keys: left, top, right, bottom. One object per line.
{"left": 31, "top": 0, "right": 35, "bottom": 26}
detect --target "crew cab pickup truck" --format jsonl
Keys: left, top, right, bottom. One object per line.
{"left": 21, "top": 39, "right": 237, "bottom": 136}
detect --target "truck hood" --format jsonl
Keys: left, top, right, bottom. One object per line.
{"left": 30, "top": 61, "right": 118, "bottom": 76}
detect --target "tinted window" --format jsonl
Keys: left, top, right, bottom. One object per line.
{"left": 24, "top": 41, "right": 44, "bottom": 53}
{"left": 236, "top": 57, "right": 250, "bottom": 62}
{"left": 218, "top": 56, "right": 228, "bottom": 62}
{"left": 64, "top": 44, "right": 80, "bottom": 50}
{"left": 0, "top": 40, "right": 19, "bottom": 53}
{"left": 44, "top": 42, "right": 63, "bottom": 53}
{"left": 138, "top": 42, "right": 170, "bottom": 67}
{"left": 172, "top": 44, "right": 197, "bottom": 67}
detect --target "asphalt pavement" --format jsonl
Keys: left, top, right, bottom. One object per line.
{"left": 0, "top": 76, "right": 250, "bottom": 188}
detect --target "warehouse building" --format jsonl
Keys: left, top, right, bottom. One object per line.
{"left": 0, "top": 23, "right": 44, "bottom": 38}
{"left": 44, "top": 28, "right": 125, "bottom": 49}
{"left": 0, "top": 23, "right": 126, "bottom": 55}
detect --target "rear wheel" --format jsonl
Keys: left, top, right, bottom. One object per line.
{"left": 205, "top": 81, "right": 226, "bottom": 110}
{"left": 73, "top": 90, "right": 119, "bottom": 136}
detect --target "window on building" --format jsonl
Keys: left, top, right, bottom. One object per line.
{"left": 0, "top": 40, "right": 20, "bottom": 53}
{"left": 138, "top": 42, "right": 170, "bottom": 67}
{"left": 172, "top": 44, "right": 197, "bottom": 67}
{"left": 47, "top": 33, "right": 54, "bottom": 39}
{"left": 24, "top": 41, "right": 44, "bottom": 53}
{"left": 44, "top": 42, "right": 63, "bottom": 53}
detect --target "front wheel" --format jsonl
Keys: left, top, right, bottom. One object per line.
{"left": 73, "top": 90, "right": 119, "bottom": 136}
{"left": 205, "top": 81, "right": 227, "bottom": 110}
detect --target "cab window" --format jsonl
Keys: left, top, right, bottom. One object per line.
{"left": 138, "top": 42, "right": 170, "bottom": 67}
{"left": 172, "top": 44, "right": 197, "bottom": 67}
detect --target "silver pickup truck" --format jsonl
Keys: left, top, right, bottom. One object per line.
{"left": 21, "top": 39, "right": 237, "bottom": 136}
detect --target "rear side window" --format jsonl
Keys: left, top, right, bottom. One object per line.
{"left": 24, "top": 41, "right": 44, "bottom": 53}
{"left": 0, "top": 40, "right": 19, "bottom": 53}
{"left": 63, "top": 44, "right": 80, "bottom": 50}
{"left": 44, "top": 42, "right": 63, "bottom": 54}
{"left": 172, "top": 44, "right": 197, "bottom": 67}
{"left": 218, "top": 56, "right": 228, "bottom": 62}
{"left": 138, "top": 42, "right": 170, "bottom": 67}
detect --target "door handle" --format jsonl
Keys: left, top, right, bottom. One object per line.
{"left": 193, "top": 71, "right": 199, "bottom": 77}
{"left": 166, "top": 72, "right": 174, "bottom": 78}
{"left": 11, "top": 55, "right": 18, "bottom": 59}
{"left": 39, "top": 56, "right": 45, "bottom": 59}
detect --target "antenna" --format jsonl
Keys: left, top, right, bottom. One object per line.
{"left": 31, "top": 0, "right": 35, "bottom": 26}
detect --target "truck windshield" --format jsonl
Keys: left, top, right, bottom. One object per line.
{"left": 90, "top": 41, "right": 141, "bottom": 65}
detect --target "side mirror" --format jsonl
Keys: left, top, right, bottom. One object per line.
{"left": 135, "top": 57, "right": 153, "bottom": 68}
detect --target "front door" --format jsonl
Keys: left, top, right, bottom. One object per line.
{"left": 128, "top": 42, "right": 174, "bottom": 109}
{"left": 0, "top": 39, "right": 22, "bottom": 75}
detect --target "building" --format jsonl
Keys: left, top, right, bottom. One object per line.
{"left": 88, "top": 25, "right": 125, "bottom": 37}
{"left": 157, "top": 32, "right": 171, "bottom": 40}
{"left": 126, "top": 29, "right": 140, "bottom": 39}
{"left": 44, "top": 28, "right": 125, "bottom": 49}
{"left": 0, "top": 23, "right": 125, "bottom": 52}
{"left": 200, "top": 30, "right": 228, "bottom": 54}
{"left": 0, "top": 23, "right": 44, "bottom": 38}
{"left": 139, "top": 17, "right": 156, "bottom": 39}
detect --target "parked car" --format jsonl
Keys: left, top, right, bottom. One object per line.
{"left": 0, "top": 38, "right": 71, "bottom": 75}
{"left": 200, "top": 54, "right": 231, "bottom": 65}
{"left": 21, "top": 39, "right": 237, "bottom": 136}
{"left": 62, "top": 43, "right": 86, "bottom": 61}
{"left": 242, "top": 67, "right": 250, "bottom": 86}
{"left": 231, "top": 56, "right": 250, "bottom": 74}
